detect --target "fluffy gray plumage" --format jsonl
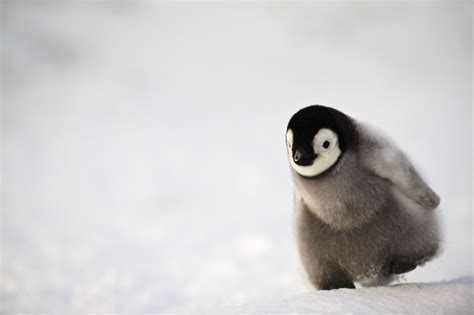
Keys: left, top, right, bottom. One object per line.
{"left": 286, "top": 105, "right": 440, "bottom": 290}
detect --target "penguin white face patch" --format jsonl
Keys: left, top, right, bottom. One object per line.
{"left": 286, "top": 128, "right": 342, "bottom": 177}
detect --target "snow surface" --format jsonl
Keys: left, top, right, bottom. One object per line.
{"left": 223, "top": 277, "right": 474, "bottom": 314}
{"left": 1, "top": 1, "right": 472, "bottom": 313}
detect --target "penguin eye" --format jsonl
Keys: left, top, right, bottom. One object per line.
{"left": 323, "top": 140, "right": 330, "bottom": 149}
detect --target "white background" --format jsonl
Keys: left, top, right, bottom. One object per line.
{"left": 1, "top": 1, "right": 472, "bottom": 312}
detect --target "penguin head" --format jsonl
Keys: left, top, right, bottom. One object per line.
{"left": 286, "top": 105, "right": 356, "bottom": 178}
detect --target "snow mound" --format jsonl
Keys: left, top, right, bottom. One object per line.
{"left": 210, "top": 277, "right": 473, "bottom": 314}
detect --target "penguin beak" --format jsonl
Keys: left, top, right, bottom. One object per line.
{"left": 293, "top": 148, "right": 317, "bottom": 166}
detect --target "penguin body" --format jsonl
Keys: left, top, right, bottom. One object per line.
{"left": 287, "top": 105, "right": 440, "bottom": 290}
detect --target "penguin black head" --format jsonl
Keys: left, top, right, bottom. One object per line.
{"left": 286, "top": 105, "right": 357, "bottom": 178}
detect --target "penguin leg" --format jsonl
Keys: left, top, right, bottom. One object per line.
{"left": 383, "top": 257, "right": 418, "bottom": 276}
{"left": 385, "top": 243, "right": 439, "bottom": 276}
{"left": 309, "top": 261, "right": 355, "bottom": 290}
{"left": 389, "top": 260, "right": 417, "bottom": 274}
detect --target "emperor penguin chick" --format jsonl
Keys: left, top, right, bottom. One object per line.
{"left": 286, "top": 105, "right": 441, "bottom": 290}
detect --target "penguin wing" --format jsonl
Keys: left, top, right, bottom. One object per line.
{"left": 357, "top": 122, "right": 440, "bottom": 210}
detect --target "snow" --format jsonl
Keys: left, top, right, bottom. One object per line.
{"left": 1, "top": 1, "right": 472, "bottom": 313}
{"left": 230, "top": 277, "right": 474, "bottom": 314}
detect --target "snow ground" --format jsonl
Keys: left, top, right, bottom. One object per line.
{"left": 1, "top": 1, "right": 473, "bottom": 313}
{"left": 226, "top": 277, "right": 474, "bottom": 314}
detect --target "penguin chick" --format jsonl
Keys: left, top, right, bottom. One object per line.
{"left": 286, "top": 105, "right": 441, "bottom": 290}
